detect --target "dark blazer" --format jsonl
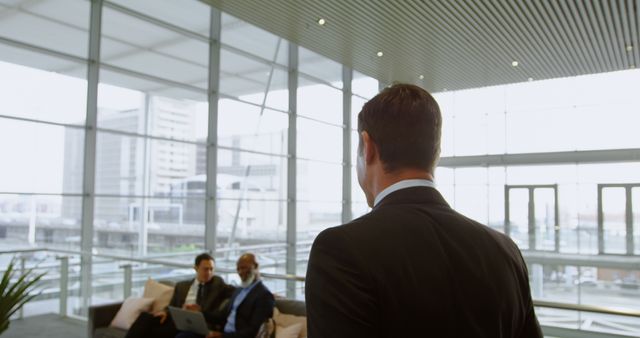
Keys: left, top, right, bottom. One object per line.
{"left": 306, "top": 186, "right": 542, "bottom": 338}
{"left": 170, "top": 276, "right": 235, "bottom": 330}
{"left": 221, "top": 280, "right": 275, "bottom": 338}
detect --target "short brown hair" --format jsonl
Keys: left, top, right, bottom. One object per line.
{"left": 195, "top": 253, "right": 214, "bottom": 266}
{"left": 357, "top": 83, "right": 442, "bottom": 173}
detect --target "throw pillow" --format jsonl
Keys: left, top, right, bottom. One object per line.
{"left": 143, "top": 278, "right": 174, "bottom": 313}
{"left": 110, "top": 297, "right": 154, "bottom": 330}
{"left": 276, "top": 323, "right": 303, "bottom": 338}
{"left": 274, "top": 308, "right": 307, "bottom": 338}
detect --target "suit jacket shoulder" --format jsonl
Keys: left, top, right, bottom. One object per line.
{"left": 306, "top": 186, "right": 542, "bottom": 338}
{"left": 169, "top": 279, "right": 194, "bottom": 308}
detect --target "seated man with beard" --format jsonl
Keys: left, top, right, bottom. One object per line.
{"left": 176, "top": 253, "right": 275, "bottom": 338}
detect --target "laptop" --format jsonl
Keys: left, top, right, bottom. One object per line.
{"left": 168, "top": 306, "right": 210, "bottom": 335}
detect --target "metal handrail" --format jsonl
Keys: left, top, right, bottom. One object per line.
{"left": 1, "top": 247, "right": 638, "bottom": 316}
{"left": 533, "top": 300, "right": 640, "bottom": 318}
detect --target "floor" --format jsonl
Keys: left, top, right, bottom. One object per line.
{"left": 3, "top": 313, "right": 86, "bottom": 338}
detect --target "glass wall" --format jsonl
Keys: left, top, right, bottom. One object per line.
{"left": 94, "top": 0, "right": 210, "bottom": 260}
{"left": 432, "top": 70, "right": 640, "bottom": 335}
{"left": 296, "top": 47, "right": 344, "bottom": 274}
{"left": 215, "top": 13, "right": 289, "bottom": 278}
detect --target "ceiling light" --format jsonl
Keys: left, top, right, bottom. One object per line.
{"left": 317, "top": 18, "right": 326, "bottom": 26}
{"left": 511, "top": 61, "right": 519, "bottom": 67}
{"left": 377, "top": 51, "right": 383, "bottom": 57}
{"left": 419, "top": 75, "right": 424, "bottom": 80}
{"left": 527, "top": 77, "right": 533, "bottom": 82}
{"left": 626, "top": 45, "right": 633, "bottom": 52}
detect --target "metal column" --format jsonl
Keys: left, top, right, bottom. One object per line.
{"left": 528, "top": 188, "right": 536, "bottom": 250}
{"left": 286, "top": 43, "right": 298, "bottom": 298}
{"left": 597, "top": 184, "right": 604, "bottom": 254}
{"left": 342, "top": 67, "right": 353, "bottom": 224}
{"left": 554, "top": 184, "right": 560, "bottom": 252}
{"left": 504, "top": 185, "right": 511, "bottom": 237}
{"left": 205, "top": 8, "right": 221, "bottom": 254}
{"left": 80, "top": 0, "right": 103, "bottom": 316}
{"left": 625, "top": 187, "right": 634, "bottom": 255}
{"left": 58, "top": 256, "right": 69, "bottom": 317}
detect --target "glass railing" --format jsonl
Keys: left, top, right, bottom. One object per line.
{"left": 1, "top": 247, "right": 638, "bottom": 337}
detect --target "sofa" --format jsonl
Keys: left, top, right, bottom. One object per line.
{"left": 89, "top": 293, "right": 306, "bottom": 338}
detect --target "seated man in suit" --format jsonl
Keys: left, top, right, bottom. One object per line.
{"left": 126, "top": 253, "right": 234, "bottom": 338}
{"left": 176, "top": 253, "right": 275, "bottom": 338}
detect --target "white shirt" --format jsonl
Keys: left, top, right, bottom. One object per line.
{"left": 373, "top": 179, "right": 436, "bottom": 207}
{"left": 184, "top": 278, "right": 201, "bottom": 305}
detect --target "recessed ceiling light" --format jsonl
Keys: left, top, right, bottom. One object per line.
{"left": 419, "top": 75, "right": 424, "bottom": 80}
{"left": 377, "top": 51, "right": 384, "bottom": 57}
{"left": 511, "top": 61, "right": 519, "bottom": 67}
{"left": 626, "top": 45, "right": 633, "bottom": 52}
{"left": 317, "top": 18, "right": 326, "bottom": 26}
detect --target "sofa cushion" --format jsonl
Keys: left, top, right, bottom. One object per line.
{"left": 93, "top": 327, "right": 127, "bottom": 338}
{"left": 109, "top": 297, "right": 154, "bottom": 330}
{"left": 275, "top": 298, "right": 306, "bottom": 316}
{"left": 143, "top": 278, "right": 175, "bottom": 313}
{"left": 276, "top": 322, "right": 303, "bottom": 338}
{"left": 273, "top": 307, "right": 307, "bottom": 338}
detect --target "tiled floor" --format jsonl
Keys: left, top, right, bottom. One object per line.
{"left": 4, "top": 313, "right": 86, "bottom": 338}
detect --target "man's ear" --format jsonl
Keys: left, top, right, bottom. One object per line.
{"left": 360, "top": 131, "right": 377, "bottom": 165}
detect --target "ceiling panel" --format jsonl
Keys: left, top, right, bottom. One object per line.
{"left": 203, "top": 0, "right": 640, "bottom": 92}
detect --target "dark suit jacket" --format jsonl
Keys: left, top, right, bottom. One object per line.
{"left": 306, "top": 186, "right": 542, "bottom": 338}
{"left": 221, "top": 280, "right": 275, "bottom": 338}
{"left": 170, "top": 276, "right": 235, "bottom": 330}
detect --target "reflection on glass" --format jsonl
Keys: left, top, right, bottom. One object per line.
{"left": 298, "top": 80, "right": 343, "bottom": 124}
{"left": 299, "top": 47, "right": 342, "bottom": 88}
{"left": 508, "top": 188, "right": 529, "bottom": 250}
{"left": 98, "top": 84, "right": 208, "bottom": 142}
{"left": 534, "top": 188, "right": 556, "bottom": 251}
{"left": 0, "top": 195, "right": 83, "bottom": 251}
{"left": 101, "top": 7, "right": 209, "bottom": 87}
{"left": 218, "top": 99, "right": 288, "bottom": 155}
{"left": 94, "top": 197, "right": 205, "bottom": 256}
{"left": 221, "top": 13, "right": 288, "bottom": 65}
{"left": 95, "top": 133, "right": 204, "bottom": 197}
{"left": 0, "top": 0, "right": 89, "bottom": 57}
{"left": 602, "top": 188, "right": 627, "bottom": 254}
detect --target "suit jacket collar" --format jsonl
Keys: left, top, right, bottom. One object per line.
{"left": 183, "top": 276, "right": 223, "bottom": 308}
{"left": 372, "top": 186, "right": 449, "bottom": 212}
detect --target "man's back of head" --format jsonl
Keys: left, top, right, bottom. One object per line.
{"left": 358, "top": 83, "right": 442, "bottom": 173}
{"left": 356, "top": 83, "right": 442, "bottom": 207}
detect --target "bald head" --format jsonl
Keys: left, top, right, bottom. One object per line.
{"left": 237, "top": 252, "right": 259, "bottom": 287}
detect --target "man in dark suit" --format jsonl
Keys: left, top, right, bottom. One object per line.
{"left": 126, "top": 253, "right": 234, "bottom": 338}
{"left": 305, "top": 84, "right": 542, "bottom": 338}
{"left": 177, "top": 253, "right": 275, "bottom": 338}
